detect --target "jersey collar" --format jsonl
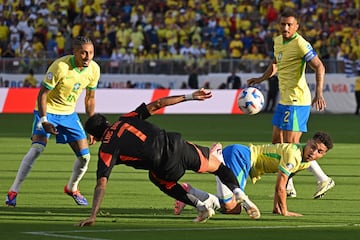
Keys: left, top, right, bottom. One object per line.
{"left": 282, "top": 32, "right": 298, "bottom": 44}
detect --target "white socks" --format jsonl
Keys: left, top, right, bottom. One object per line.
{"left": 9, "top": 143, "right": 45, "bottom": 193}
{"left": 308, "top": 160, "right": 329, "bottom": 182}
{"left": 286, "top": 161, "right": 329, "bottom": 192}
{"left": 66, "top": 154, "right": 90, "bottom": 192}
{"left": 286, "top": 177, "right": 295, "bottom": 191}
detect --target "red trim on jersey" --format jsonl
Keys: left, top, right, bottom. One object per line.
{"left": 119, "top": 155, "right": 140, "bottom": 161}
{"left": 150, "top": 171, "right": 176, "bottom": 189}
{"left": 3, "top": 88, "right": 39, "bottom": 113}
{"left": 100, "top": 151, "right": 113, "bottom": 167}
{"left": 231, "top": 89, "right": 244, "bottom": 114}
{"left": 188, "top": 142, "right": 209, "bottom": 173}
{"left": 121, "top": 111, "right": 138, "bottom": 117}
{"left": 117, "top": 122, "right": 147, "bottom": 142}
{"left": 151, "top": 89, "right": 171, "bottom": 114}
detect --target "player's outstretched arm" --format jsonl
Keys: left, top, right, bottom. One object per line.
{"left": 75, "top": 177, "right": 108, "bottom": 227}
{"left": 146, "top": 88, "right": 212, "bottom": 115}
{"left": 273, "top": 171, "right": 303, "bottom": 217}
{"left": 247, "top": 60, "right": 277, "bottom": 86}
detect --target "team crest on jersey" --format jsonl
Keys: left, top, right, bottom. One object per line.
{"left": 73, "top": 83, "right": 81, "bottom": 91}
{"left": 277, "top": 52, "right": 283, "bottom": 61}
{"left": 285, "top": 163, "right": 294, "bottom": 171}
{"left": 47, "top": 72, "right": 53, "bottom": 80}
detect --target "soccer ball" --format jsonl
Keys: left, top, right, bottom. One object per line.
{"left": 237, "top": 87, "right": 264, "bottom": 115}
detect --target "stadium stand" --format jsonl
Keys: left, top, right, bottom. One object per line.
{"left": 0, "top": 0, "right": 359, "bottom": 77}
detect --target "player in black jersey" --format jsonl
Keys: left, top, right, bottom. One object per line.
{"left": 77, "top": 88, "right": 244, "bottom": 226}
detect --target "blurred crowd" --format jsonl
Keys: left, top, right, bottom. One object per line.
{"left": 0, "top": 0, "right": 359, "bottom": 74}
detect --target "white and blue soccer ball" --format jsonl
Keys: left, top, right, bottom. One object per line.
{"left": 237, "top": 87, "right": 264, "bottom": 115}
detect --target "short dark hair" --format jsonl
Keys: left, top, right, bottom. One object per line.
{"left": 280, "top": 8, "right": 298, "bottom": 20}
{"left": 312, "top": 131, "right": 333, "bottom": 150}
{"left": 73, "top": 36, "right": 93, "bottom": 49}
{"left": 84, "top": 113, "right": 108, "bottom": 139}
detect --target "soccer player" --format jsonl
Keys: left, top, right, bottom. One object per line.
{"left": 5, "top": 36, "right": 100, "bottom": 207}
{"left": 76, "top": 88, "right": 246, "bottom": 226}
{"left": 175, "top": 131, "right": 334, "bottom": 217}
{"left": 247, "top": 8, "right": 334, "bottom": 199}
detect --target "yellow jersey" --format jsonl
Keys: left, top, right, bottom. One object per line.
{"left": 37, "top": 55, "right": 100, "bottom": 114}
{"left": 274, "top": 32, "right": 317, "bottom": 105}
{"left": 355, "top": 76, "right": 360, "bottom": 91}
{"left": 249, "top": 143, "right": 310, "bottom": 184}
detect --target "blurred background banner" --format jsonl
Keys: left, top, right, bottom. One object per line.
{"left": 0, "top": 73, "right": 356, "bottom": 114}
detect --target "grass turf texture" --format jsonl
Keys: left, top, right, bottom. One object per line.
{"left": 0, "top": 113, "right": 359, "bottom": 240}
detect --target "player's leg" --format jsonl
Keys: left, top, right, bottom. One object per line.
{"left": 286, "top": 173, "right": 297, "bottom": 197}
{"left": 6, "top": 112, "right": 49, "bottom": 206}
{"left": 6, "top": 136, "right": 47, "bottom": 206}
{"left": 182, "top": 141, "right": 241, "bottom": 198}
{"left": 282, "top": 130, "right": 302, "bottom": 198}
{"left": 57, "top": 113, "right": 90, "bottom": 206}
{"left": 67, "top": 140, "right": 90, "bottom": 191}
{"left": 149, "top": 172, "right": 215, "bottom": 223}
{"left": 273, "top": 105, "right": 309, "bottom": 197}
{"left": 308, "top": 161, "right": 335, "bottom": 199}
{"left": 219, "top": 144, "right": 260, "bottom": 219}
{"left": 206, "top": 144, "right": 260, "bottom": 219}
{"left": 206, "top": 144, "right": 240, "bottom": 193}
{"left": 284, "top": 106, "right": 334, "bottom": 199}
{"left": 174, "top": 182, "right": 220, "bottom": 215}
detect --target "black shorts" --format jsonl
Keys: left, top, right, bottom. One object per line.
{"left": 154, "top": 132, "right": 210, "bottom": 182}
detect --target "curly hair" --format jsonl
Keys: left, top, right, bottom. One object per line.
{"left": 312, "top": 131, "right": 333, "bottom": 150}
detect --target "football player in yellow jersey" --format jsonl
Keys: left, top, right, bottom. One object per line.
{"left": 6, "top": 36, "right": 100, "bottom": 207}
{"left": 174, "top": 131, "right": 333, "bottom": 218}
{"left": 355, "top": 72, "right": 360, "bottom": 115}
{"left": 247, "top": 8, "right": 334, "bottom": 199}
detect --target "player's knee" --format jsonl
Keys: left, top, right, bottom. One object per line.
{"left": 77, "top": 149, "right": 90, "bottom": 167}
{"left": 31, "top": 143, "right": 45, "bottom": 155}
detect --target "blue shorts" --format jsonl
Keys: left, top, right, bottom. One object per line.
{"left": 272, "top": 104, "right": 310, "bottom": 132}
{"left": 32, "top": 111, "right": 87, "bottom": 144}
{"left": 222, "top": 144, "right": 251, "bottom": 191}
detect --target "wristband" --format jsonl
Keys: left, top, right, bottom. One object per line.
{"left": 185, "top": 94, "right": 193, "bottom": 100}
{"left": 40, "top": 116, "right": 48, "bottom": 124}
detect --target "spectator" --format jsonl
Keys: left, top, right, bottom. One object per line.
{"left": 46, "top": 34, "right": 58, "bottom": 58}
{"left": 9, "top": 36, "right": 20, "bottom": 53}
{"left": 188, "top": 65, "right": 199, "bottom": 89}
{"left": 226, "top": 69, "right": 242, "bottom": 89}
{"left": 229, "top": 33, "right": 243, "bottom": 59}
{"left": 264, "top": 75, "right": 279, "bottom": 113}
{"left": 22, "top": 69, "right": 37, "bottom": 88}
{"left": 126, "top": 80, "right": 135, "bottom": 88}
{"left": 1, "top": 43, "right": 16, "bottom": 58}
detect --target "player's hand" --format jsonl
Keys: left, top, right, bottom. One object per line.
{"left": 192, "top": 88, "right": 212, "bottom": 101}
{"left": 42, "top": 122, "right": 58, "bottom": 135}
{"left": 247, "top": 78, "right": 263, "bottom": 86}
{"left": 75, "top": 217, "right": 95, "bottom": 227}
{"left": 283, "top": 211, "right": 303, "bottom": 217}
{"left": 272, "top": 209, "right": 303, "bottom": 217}
{"left": 311, "top": 95, "right": 326, "bottom": 111}
{"left": 88, "top": 134, "right": 96, "bottom": 145}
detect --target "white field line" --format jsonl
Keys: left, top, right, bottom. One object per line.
{"left": 23, "top": 224, "right": 359, "bottom": 240}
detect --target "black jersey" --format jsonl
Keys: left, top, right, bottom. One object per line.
{"left": 96, "top": 103, "right": 209, "bottom": 181}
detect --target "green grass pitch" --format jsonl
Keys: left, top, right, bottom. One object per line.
{"left": 0, "top": 113, "right": 359, "bottom": 240}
